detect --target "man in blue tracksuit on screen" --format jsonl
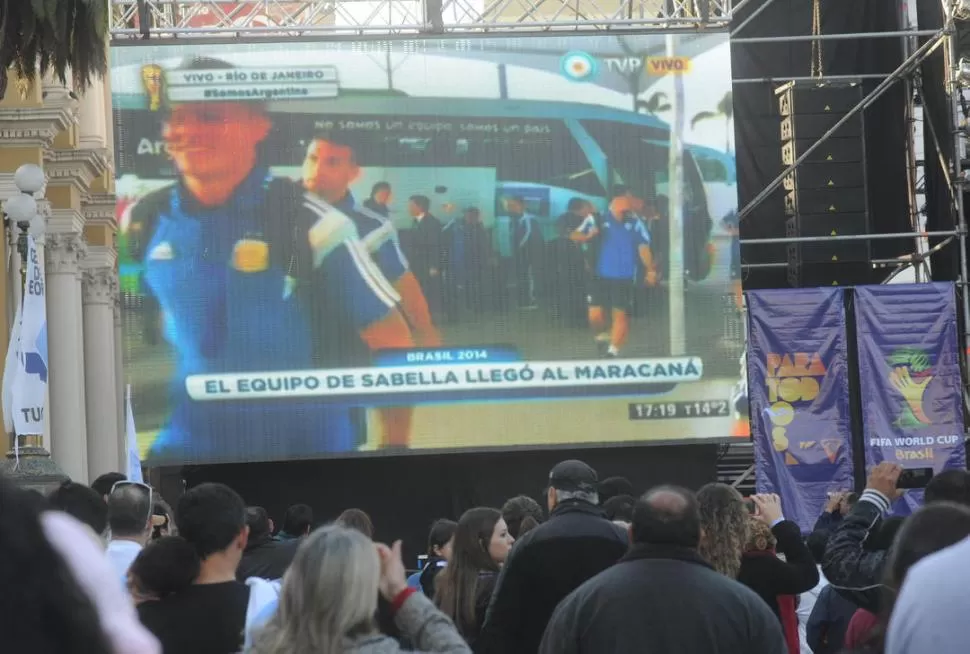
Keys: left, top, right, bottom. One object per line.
{"left": 571, "top": 185, "right": 658, "bottom": 358}
{"left": 506, "top": 196, "right": 544, "bottom": 309}
{"left": 124, "top": 57, "right": 414, "bottom": 463}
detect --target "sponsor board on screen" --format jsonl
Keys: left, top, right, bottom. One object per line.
{"left": 111, "top": 33, "right": 745, "bottom": 465}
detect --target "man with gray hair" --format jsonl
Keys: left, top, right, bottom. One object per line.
{"left": 106, "top": 481, "right": 154, "bottom": 587}
{"left": 478, "top": 459, "right": 628, "bottom": 654}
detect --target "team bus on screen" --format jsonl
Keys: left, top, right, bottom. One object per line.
{"left": 116, "top": 92, "right": 717, "bottom": 286}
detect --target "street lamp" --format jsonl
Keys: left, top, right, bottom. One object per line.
{"left": 0, "top": 163, "right": 66, "bottom": 493}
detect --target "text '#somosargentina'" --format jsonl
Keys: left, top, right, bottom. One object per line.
{"left": 184, "top": 357, "right": 703, "bottom": 401}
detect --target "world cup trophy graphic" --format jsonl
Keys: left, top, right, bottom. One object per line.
{"left": 141, "top": 64, "right": 164, "bottom": 112}
{"left": 888, "top": 348, "right": 934, "bottom": 427}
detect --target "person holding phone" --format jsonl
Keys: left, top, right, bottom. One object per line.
{"left": 812, "top": 491, "right": 858, "bottom": 533}
{"left": 737, "top": 494, "right": 820, "bottom": 654}
{"left": 821, "top": 462, "right": 904, "bottom": 614}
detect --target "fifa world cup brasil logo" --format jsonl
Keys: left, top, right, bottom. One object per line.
{"left": 141, "top": 64, "right": 164, "bottom": 112}
{"left": 888, "top": 348, "right": 933, "bottom": 427}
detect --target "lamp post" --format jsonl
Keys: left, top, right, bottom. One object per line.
{"left": 0, "top": 163, "right": 67, "bottom": 493}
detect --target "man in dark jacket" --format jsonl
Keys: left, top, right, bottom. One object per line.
{"left": 539, "top": 486, "right": 786, "bottom": 654}
{"left": 403, "top": 194, "right": 444, "bottom": 316}
{"left": 477, "top": 460, "right": 628, "bottom": 654}
{"left": 822, "top": 463, "right": 970, "bottom": 612}
{"left": 237, "top": 507, "right": 299, "bottom": 581}
{"left": 274, "top": 503, "right": 313, "bottom": 541}
{"left": 822, "top": 463, "right": 901, "bottom": 613}
{"left": 806, "top": 583, "right": 860, "bottom": 653}
{"left": 812, "top": 491, "right": 858, "bottom": 533}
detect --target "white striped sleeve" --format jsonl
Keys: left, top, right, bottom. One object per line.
{"left": 636, "top": 219, "right": 651, "bottom": 246}
{"left": 577, "top": 215, "right": 597, "bottom": 236}
{"left": 346, "top": 239, "right": 401, "bottom": 306}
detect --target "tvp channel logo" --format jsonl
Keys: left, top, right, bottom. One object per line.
{"left": 560, "top": 51, "right": 598, "bottom": 82}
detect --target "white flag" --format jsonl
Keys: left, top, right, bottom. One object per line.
{"left": 126, "top": 384, "right": 143, "bottom": 483}
{"left": 13, "top": 236, "right": 47, "bottom": 436}
{"left": 2, "top": 302, "right": 23, "bottom": 435}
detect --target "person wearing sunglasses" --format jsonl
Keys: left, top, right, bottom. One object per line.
{"left": 106, "top": 480, "right": 155, "bottom": 589}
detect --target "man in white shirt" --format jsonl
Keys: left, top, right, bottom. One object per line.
{"left": 105, "top": 481, "right": 154, "bottom": 588}
{"left": 886, "top": 536, "right": 970, "bottom": 654}
{"left": 798, "top": 531, "right": 830, "bottom": 653}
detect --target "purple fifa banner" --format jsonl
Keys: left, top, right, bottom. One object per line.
{"left": 747, "top": 288, "right": 855, "bottom": 532}
{"left": 854, "top": 283, "right": 966, "bottom": 514}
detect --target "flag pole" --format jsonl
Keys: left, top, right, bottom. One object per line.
{"left": 0, "top": 164, "right": 66, "bottom": 492}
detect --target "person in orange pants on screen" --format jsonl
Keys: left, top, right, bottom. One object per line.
{"left": 302, "top": 135, "right": 436, "bottom": 447}
{"left": 572, "top": 186, "right": 658, "bottom": 358}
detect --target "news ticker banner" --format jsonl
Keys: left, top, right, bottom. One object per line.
{"left": 141, "top": 64, "right": 338, "bottom": 109}
{"left": 185, "top": 353, "right": 702, "bottom": 405}
{"left": 854, "top": 283, "right": 967, "bottom": 514}
{"left": 747, "top": 288, "right": 854, "bottom": 533}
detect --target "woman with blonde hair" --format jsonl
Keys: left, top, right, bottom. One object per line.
{"left": 696, "top": 482, "right": 750, "bottom": 579}
{"left": 248, "top": 525, "right": 470, "bottom": 654}
{"left": 737, "top": 494, "right": 819, "bottom": 654}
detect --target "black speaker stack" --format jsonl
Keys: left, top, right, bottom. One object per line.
{"left": 776, "top": 80, "right": 872, "bottom": 287}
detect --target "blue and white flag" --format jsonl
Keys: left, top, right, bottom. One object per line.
{"left": 2, "top": 302, "right": 23, "bottom": 435}
{"left": 13, "top": 235, "right": 48, "bottom": 435}
{"left": 126, "top": 384, "right": 143, "bottom": 483}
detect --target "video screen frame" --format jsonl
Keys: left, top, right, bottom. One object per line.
{"left": 111, "top": 31, "right": 746, "bottom": 466}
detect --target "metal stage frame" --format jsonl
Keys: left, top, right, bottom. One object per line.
{"left": 109, "top": 0, "right": 970, "bottom": 484}
{"left": 108, "top": 0, "right": 732, "bottom": 35}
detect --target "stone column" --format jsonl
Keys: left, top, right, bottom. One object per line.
{"left": 82, "top": 193, "right": 119, "bottom": 472}
{"left": 42, "top": 72, "right": 108, "bottom": 483}
{"left": 45, "top": 232, "right": 89, "bottom": 482}
{"left": 0, "top": 76, "right": 72, "bottom": 437}
{"left": 78, "top": 79, "right": 106, "bottom": 150}
{"left": 82, "top": 250, "right": 119, "bottom": 480}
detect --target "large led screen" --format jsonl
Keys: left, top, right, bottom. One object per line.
{"left": 111, "top": 33, "right": 745, "bottom": 465}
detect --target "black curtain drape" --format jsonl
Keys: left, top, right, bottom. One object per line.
{"left": 733, "top": 0, "right": 909, "bottom": 289}
{"left": 176, "top": 444, "right": 717, "bottom": 560}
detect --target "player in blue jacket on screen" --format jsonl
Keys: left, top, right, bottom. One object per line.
{"left": 301, "top": 135, "right": 440, "bottom": 447}
{"left": 124, "top": 57, "right": 414, "bottom": 463}
{"left": 571, "top": 185, "right": 658, "bottom": 358}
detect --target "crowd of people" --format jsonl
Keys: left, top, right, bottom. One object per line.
{"left": 4, "top": 459, "right": 970, "bottom": 654}
{"left": 373, "top": 177, "right": 666, "bottom": 359}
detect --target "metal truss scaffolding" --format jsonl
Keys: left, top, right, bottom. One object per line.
{"left": 735, "top": 3, "right": 970, "bottom": 361}
{"left": 109, "top": 0, "right": 731, "bottom": 36}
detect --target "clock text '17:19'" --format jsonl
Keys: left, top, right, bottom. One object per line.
{"left": 628, "top": 400, "right": 731, "bottom": 421}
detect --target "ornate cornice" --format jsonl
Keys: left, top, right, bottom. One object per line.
{"left": 45, "top": 232, "right": 87, "bottom": 276}
{"left": 0, "top": 106, "right": 74, "bottom": 148}
{"left": 82, "top": 192, "right": 118, "bottom": 229}
{"left": 41, "top": 81, "right": 78, "bottom": 110}
{"left": 47, "top": 206, "right": 84, "bottom": 237}
{"left": 44, "top": 148, "right": 110, "bottom": 191}
{"left": 82, "top": 267, "right": 118, "bottom": 306}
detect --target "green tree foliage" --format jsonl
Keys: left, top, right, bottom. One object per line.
{"left": 691, "top": 91, "right": 734, "bottom": 152}
{"left": 0, "top": 0, "right": 109, "bottom": 98}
